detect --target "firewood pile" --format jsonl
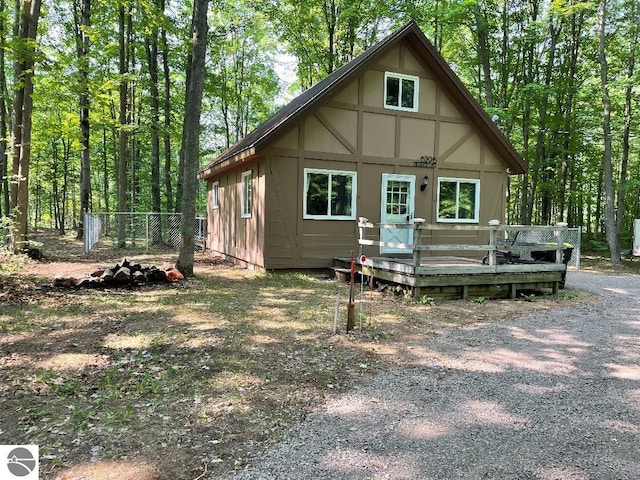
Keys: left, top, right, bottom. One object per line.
{"left": 53, "top": 259, "right": 184, "bottom": 288}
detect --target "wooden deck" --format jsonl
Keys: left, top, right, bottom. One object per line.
{"left": 334, "top": 220, "right": 571, "bottom": 300}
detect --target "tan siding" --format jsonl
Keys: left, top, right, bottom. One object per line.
{"left": 304, "top": 115, "right": 351, "bottom": 154}
{"left": 362, "top": 113, "right": 396, "bottom": 157}
{"left": 447, "top": 133, "right": 483, "bottom": 165}
{"left": 376, "top": 47, "right": 400, "bottom": 68}
{"left": 481, "top": 171, "right": 507, "bottom": 223}
{"left": 399, "top": 117, "right": 436, "bottom": 159}
{"left": 318, "top": 106, "right": 358, "bottom": 149}
{"left": 438, "top": 92, "right": 464, "bottom": 118}
{"left": 438, "top": 123, "right": 473, "bottom": 159}
{"left": 483, "top": 148, "right": 502, "bottom": 167}
{"left": 363, "top": 70, "right": 384, "bottom": 108}
{"left": 333, "top": 79, "right": 359, "bottom": 104}
{"left": 272, "top": 126, "right": 299, "bottom": 149}
{"left": 419, "top": 78, "right": 437, "bottom": 115}
{"left": 403, "top": 46, "right": 424, "bottom": 73}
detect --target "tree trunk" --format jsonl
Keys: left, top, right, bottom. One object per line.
{"left": 145, "top": 5, "right": 162, "bottom": 244}
{"left": 0, "top": 0, "right": 8, "bottom": 219}
{"left": 9, "top": 0, "right": 42, "bottom": 253}
{"left": 176, "top": 0, "right": 209, "bottom": 276}
{"left": 74, "top": 0, "right": 91, "bottom": 239}
{"left": 160, "top": 0, "right": 173, "bottom": 212}
{"left": 598, "top": 0, "right": 620, "bottom": 263}
{"left": 175, "top": 41, "right": 193, "bottom": 213}
{"left": 472, "top": 2, "right": 493, "bottom": 107}
{"left": 117, "top": 1, "right": 129, "bottom": 247}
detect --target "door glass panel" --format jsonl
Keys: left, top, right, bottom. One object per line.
{"left": 386, "top": 181, "right": 409, "bottom": 216}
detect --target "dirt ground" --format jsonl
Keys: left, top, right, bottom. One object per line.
{"left": 0, "top": 231, "right": 621, "bottom": 479}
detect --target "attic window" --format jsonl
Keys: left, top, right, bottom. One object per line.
{"left": 384, "top": 72, "right": 419, "bottom": 112}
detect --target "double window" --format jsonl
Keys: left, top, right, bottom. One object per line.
{"left": 437, "top": 178, "right": 480, "bottom": 223}
{"left": 384, "top": 72, "right": 419, "bottom": 112}
{"left": 304, "top": 168, "right": 356, "bottom": 220}
{"left": 241, "top": 171, "right": 252, "bottom": 218}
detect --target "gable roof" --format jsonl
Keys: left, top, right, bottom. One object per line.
{"left": 198, "top": 20, "right": 527, "bottom": 179}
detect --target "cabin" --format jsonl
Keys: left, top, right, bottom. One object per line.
{"left": 198, "top": 21, "right": 528, "bottom": 272}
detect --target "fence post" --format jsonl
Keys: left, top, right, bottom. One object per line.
{"left": 83, "top": 210, "right": 89, "bottom": 254}
{"left": 146, "top": 213, "right": 150, "bottom": 252}
{"left": 576, "top": 226, "right": 581, "bottom": 270}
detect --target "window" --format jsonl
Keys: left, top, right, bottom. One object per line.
{"left": 437, "top": 178, "right": 480, "bottom": 223}
{"left": 384, "top": 72, "right": 419, "bottom": 112}
{"left": 241, "top": 171, "right": 252, "bottom": 218}
{"left": 211, "top": 181, "right": 219, "bottom": 209}
{"left": 304, "top": 168, "right": 356, "bottom": 220}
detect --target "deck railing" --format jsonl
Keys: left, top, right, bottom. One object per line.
{"left": 357, "top": 217, "right": 570, "bottom": 268}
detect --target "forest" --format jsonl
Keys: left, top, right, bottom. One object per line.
{"left": 0, "top": 0, "right": 637, "bottom": 262}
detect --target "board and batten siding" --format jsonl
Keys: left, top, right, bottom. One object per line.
{"left": 207, "top": 160, "right": 266, "bottom": 268}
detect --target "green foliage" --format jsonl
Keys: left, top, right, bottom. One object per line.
{"left": 471, "top": 296, "right": 486, "bottom": 304}
{"left": 0, "top": 253, "right": 28, "bottom": 284}
{"left": 419, "top": 295, "right": 436, "bottom": 306}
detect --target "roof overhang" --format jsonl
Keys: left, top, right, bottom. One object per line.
{"left": 198, "top": 148, "right": 258, "bottom": 180}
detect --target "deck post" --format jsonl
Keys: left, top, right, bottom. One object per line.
{"left": 555, "top": 222, "right": 568, "bottom": 264}
{"left": 413, "top": 219, "right": 425, "bottom": 271}
{"left": 358, "top": 217, "right": 369, "bottom": 259}
{"left": 488, "top": 220, "right": 500, "bottom": 266}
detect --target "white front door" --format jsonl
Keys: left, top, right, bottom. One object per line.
{"left": 380, "top": 174, "right": 415, "bottom": 254}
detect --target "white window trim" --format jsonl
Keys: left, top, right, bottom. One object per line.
{"left": 241, "top": 171, "right": 252, "bottom": 218}
{"left": 384, "top": 71, "right": 420, "bottom": 112}
{"left": 303, "top": 168, "right": 357, "bottom": 220}
{"left": 211, "top": 181, "right": 219, "bottom": 210}
{"left": 436, "top": 177, "right": 480, "bottom": 223}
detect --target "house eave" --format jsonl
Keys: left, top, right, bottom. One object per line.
{"left": 198, "top": 147, "right": 258, "bottom": 180}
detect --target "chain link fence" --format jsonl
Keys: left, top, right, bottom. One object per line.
{"left": 502, "top": 226, "right": 582, "bottom": 268}
{"left": 84, "top": 212, "right": 206, "bottom": 254}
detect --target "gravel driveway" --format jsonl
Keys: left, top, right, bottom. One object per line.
{"left": 228, "top": 271, "right": 640, "bottom": 480}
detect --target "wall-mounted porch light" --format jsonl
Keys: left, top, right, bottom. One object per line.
{"left": 420, "top": 174, "right": 430, "bottom": 192}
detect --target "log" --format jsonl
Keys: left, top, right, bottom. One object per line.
{"left": 147, "top": 268, "right": 167, "bottom": 282}
{"left": 101, "top": 268, "right": 114, "bottom": 282}
{"left": 166, "top": 267, "right": 184, "bottom": 281}
{"left": 54, "top": 276, "right": 77, "bottom": 288}
{"left": 132, "top": 270, "right": 146, "bottom": 284}
{"left": 114, "top": 267, "right": 131, "bottom": 283}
